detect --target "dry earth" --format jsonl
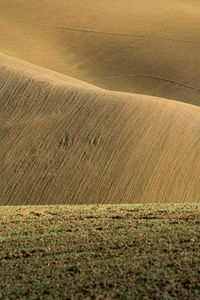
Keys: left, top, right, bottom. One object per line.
{"left": 0, "top": 1, "right": 200, "bottom": 205}
{"left": 0, "top": 2, "right": 200, "bottom": 298}
{"left": 1, "top": 0, "right": 200, "bottom": 104}
{"left": 0, "top": 54, "right": 200, "bottom": 205}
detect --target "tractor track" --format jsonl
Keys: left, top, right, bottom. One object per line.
{"left": 2, "top": 18, "right": 200, "bottom": 45}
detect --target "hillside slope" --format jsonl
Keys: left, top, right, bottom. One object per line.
{"left": 1, "top": 0, "right": 200, "bottom": 105}
{"left": 0, "top": 54, "right": 200, "bottom": 205}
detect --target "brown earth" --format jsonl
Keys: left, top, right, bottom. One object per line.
{"left": 1, "top": 0, "right": 200, "bottom": 104}
{"left": 1, "top": 1, "right": 200, "bottom": 205}
{"left": 0, "top": 204, "right": 200, "bottom": 299}
{"left": 0, "top": 54, "right": 200, "bottom": 205}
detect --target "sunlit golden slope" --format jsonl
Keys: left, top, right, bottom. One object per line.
{"left": 0, "top": 54, "right": 200, "bottom": 205}
{"left": 1, "top": 0, "right": 200, "bottom": 104}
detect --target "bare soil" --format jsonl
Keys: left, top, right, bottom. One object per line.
{"left": 1, "top": 0, "right": 200, "bottom": 104}
{"left": 1, "top": 54, "right": 200, "bottom": 205}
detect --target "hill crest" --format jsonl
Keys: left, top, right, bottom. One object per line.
{"left": 0, "top": 54, "right": 200, "bottom": 205}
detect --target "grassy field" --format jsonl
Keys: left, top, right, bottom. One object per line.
{"left": 1, "top": 0, "right": 200, "bottom": 104}
{"left": 0, "top": 204, "right": 200, "bottom": 299}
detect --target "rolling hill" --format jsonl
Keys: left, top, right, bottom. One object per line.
{"left": 0, "top": 53, "right": 200, "bottom": 205}
{"left": 1, "top": 0, "right": 200, "bottom": 105}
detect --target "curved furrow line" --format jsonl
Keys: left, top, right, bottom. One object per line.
{"left": 93, "top": 74, "right": 200, "bottom": 93}
{"left": 1, "top": 54, "right": 200, "bottom": 204}
{"left": 2, "top": 18, "right": 200, "bottom": 45}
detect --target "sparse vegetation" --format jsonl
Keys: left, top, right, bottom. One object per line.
{"left": 0, "top": 1, "right": 200, "bottom": 298}
{"left": 0, "top": 204, "right": 199, "bottom": 299}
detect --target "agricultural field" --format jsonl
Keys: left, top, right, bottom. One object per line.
{"left": 1, "top": 1, "right": 200, "bottom": 205}
{"left": 0, "top": 204, "right": 200, "bottom": 299}
{"left": 1, "top": 0, "right": 200, "bottom": 105}
{"left": 1, "top": 54, "right": 200, "bottom": 205}
{"left": 1, "top": 1, "right": 200, "bottom": 298}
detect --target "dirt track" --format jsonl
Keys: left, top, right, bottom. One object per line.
{"left": 3, "top": 18, "right": 200, "bottom": 44}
